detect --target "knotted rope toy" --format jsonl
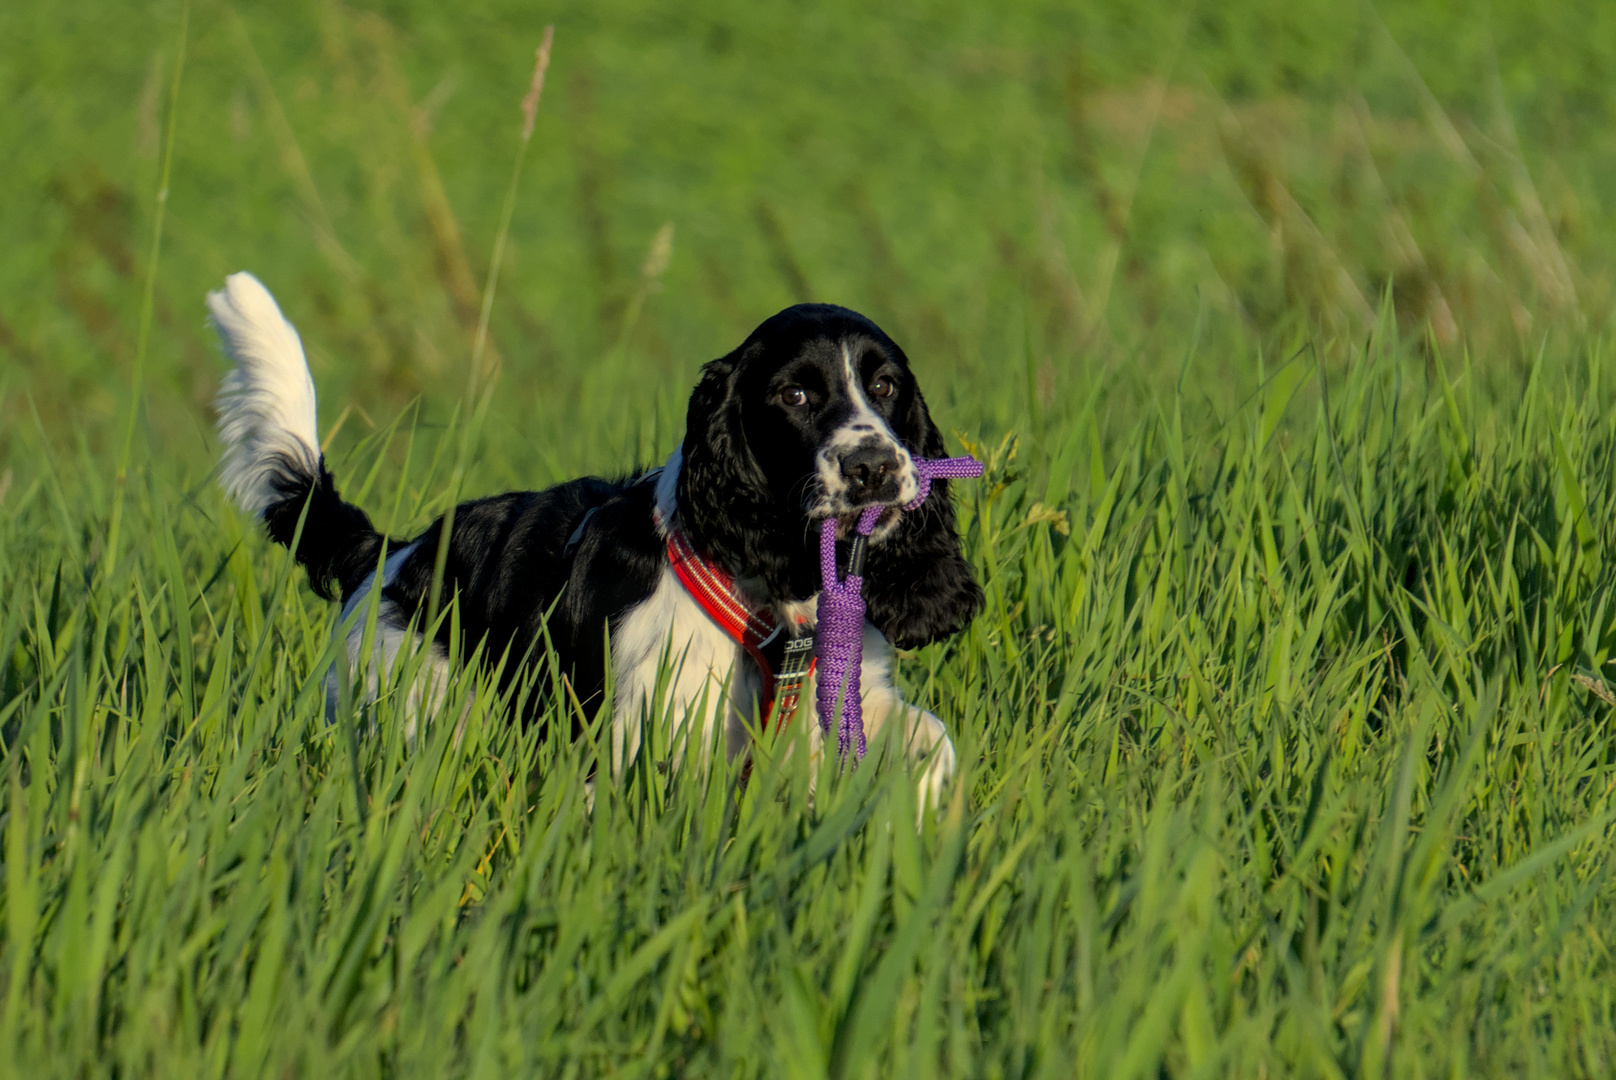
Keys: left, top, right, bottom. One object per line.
{"left": 815, "top": 455, "right": 984, "bottom": 758}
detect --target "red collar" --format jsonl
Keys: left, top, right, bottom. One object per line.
{"left": 664, "top": 526, "right": 814, "bottom": 730}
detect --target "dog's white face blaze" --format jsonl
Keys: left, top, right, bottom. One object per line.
{"left": 808, "top": 341, "right": 919, "bottom": 528}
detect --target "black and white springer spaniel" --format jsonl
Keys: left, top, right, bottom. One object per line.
{"left": 209, "top": 273, "right": 981, "bottom": 808}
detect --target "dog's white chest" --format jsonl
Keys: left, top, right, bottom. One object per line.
{"left": 609, "top": 565, "right": 761, "bottom": 772}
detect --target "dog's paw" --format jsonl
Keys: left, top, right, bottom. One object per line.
{"left": 913, "top": 716, "right": 956, "bottom": 826}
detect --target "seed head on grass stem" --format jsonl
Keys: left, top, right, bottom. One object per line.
{"left": 469, "top": 25, "right": 554, "bottom": 401}
{"left": 429, "top": 26, "right": 555, "bottom": 636}
{"left": 105, "top": 1, "right": 188, "bottom": 589}
{"left": 611, "top": 223, "right": 676, "bottom": 363}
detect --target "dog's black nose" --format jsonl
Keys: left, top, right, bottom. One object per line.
{"left": 839, "top": 443, "right": 901, "bottom": 499}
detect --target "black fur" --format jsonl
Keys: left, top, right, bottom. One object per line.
{"left": 255, "top": 303, "right": 981, "bottom": 723}
{"left": 862, "top": 383, "right": 981, "bottom": 649}
{"left": 380, "top": 478, "right": 662, "bottom": 725}
{"left": 679, "top": 304, "right": 983, "bottom": 644}
{"left": 261, "top": 455, "right": 383, "bottom": 601}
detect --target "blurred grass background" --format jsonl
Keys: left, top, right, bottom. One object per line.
{"left": 4, "top": 1, "right": 1616, "bottom": 1076}
{"left": 6, "top": 0, "right": 1615, "bottom": 466}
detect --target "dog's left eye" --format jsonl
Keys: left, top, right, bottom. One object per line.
{"left": 870, "top": 376, "right": 896, "bottom": 399}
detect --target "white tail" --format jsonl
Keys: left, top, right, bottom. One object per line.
{"left": 209, "top": 272, "right": 321, "bottom": 516}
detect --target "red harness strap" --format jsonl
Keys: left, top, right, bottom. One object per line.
{"left": 665, "top": 527, "right": 814, "bottom": 729}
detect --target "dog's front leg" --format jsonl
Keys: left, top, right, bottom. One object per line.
{"left": 855, "top": 623, "right": 957, "bottom": 821}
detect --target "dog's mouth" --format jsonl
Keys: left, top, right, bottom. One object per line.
{"left": 808, "top": 483, "right": 912, "bottom": 534}
{"left": 819, "top": 480, "right": 920, "bottom": 544}
{"left": 806, "top": 435, "right": 920, "bottom": 545}
{"left": 830, "top": 504, "right": 901, "bottom": 539}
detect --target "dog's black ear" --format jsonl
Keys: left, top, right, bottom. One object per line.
{"left": 863, "top": 483, "right": 982, "bottom": 649}
{"left": 679, "top": 355, "right": 804, "bottom": 597}
{"left": 863, "top": 387, "right": 983, "bottom": 648}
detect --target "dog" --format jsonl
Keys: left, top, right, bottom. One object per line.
{"left": 209, "top": 272, "right": 982, "bottom": 808}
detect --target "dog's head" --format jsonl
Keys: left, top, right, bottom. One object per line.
{"left": 679, "top": 304, "right": 982, "bottom": 647}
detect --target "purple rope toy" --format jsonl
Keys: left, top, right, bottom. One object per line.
{"left": 815, "top": 455, "right": 984, "bottom": 758}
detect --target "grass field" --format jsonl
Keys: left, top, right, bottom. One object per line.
{"left": 5, "top": 0, "right": 1616, "bottom": 1075}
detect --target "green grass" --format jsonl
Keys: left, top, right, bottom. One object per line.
{"left": 4, "top": 0, "right": 1616, "bottom": 1075}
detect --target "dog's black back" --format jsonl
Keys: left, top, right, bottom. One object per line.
{"left": 269, "top": 466, "right": 663, "bottom": 725}
{"left": 388, "top": 478, "right": 663, "bottom": 719}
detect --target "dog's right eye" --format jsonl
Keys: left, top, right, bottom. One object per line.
{"left": 780, "top": 386, "right": 808, "bottom": 407}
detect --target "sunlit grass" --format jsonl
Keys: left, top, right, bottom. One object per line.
{"left": 4, "top": 327, "right": 1615, "bottom": 1075}
{"left": 5, "top": 0, "right": 1616, "bottom": 1075}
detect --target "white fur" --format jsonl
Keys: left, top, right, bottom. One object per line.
{"left": 621, "top": 451, "right": 954, "bottom": 815}
{"left": 839, "top": 341, "right": 900, "bottom": 445}
{"left": 609, "top": 565, "right": 955, "bottom": 816}
{"left": 209, "top": 272, "right": 321, "bottom": 515}
{"left": 325, "top": 542, "right": 456, "bottom": 744}
{"left": 840, "top": 622, "right": 956, "bottom": 817}
{"left": 617, "top": 448, "right": 758, "bottom": 767}
{"left": 651, "top": 447, "right": 682, "bottom": 535}
{"left": 809, "top": 343, "right": 918, "bottom": 526}
{"left": 611, "top": 563, "right": 761, "bottom": 774}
